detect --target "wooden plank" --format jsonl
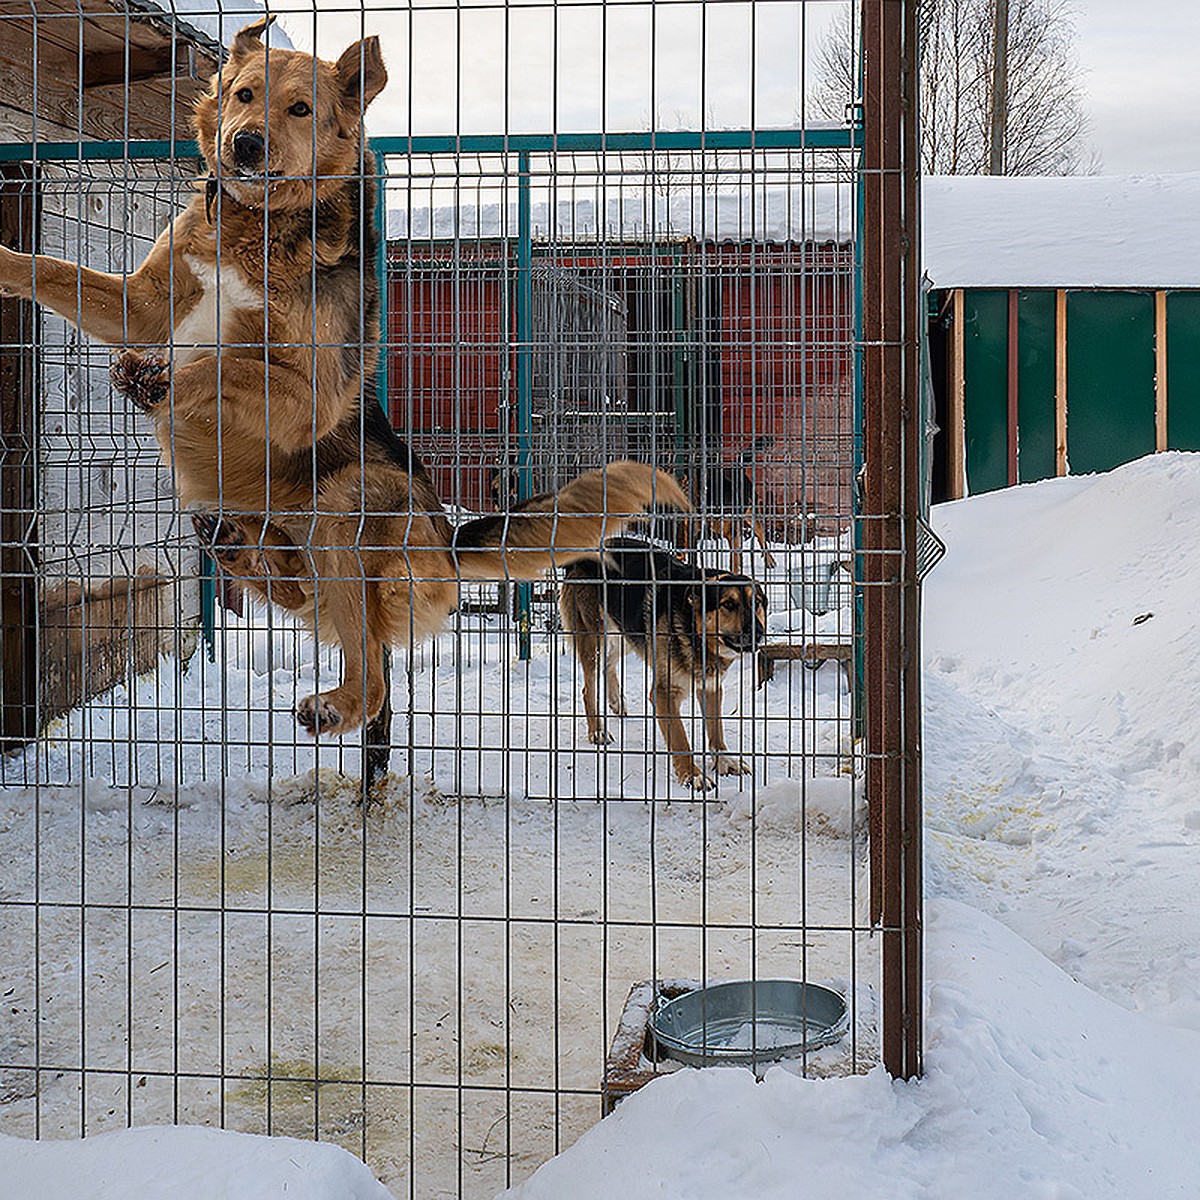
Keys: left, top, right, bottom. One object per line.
{"left": 758, "top": 641, "right": 852, "bottom": 663}
{"left": 948, "top": 288, "right": 965, "bottom": 499}
{"left": 0, "top": 9, "right": 216, "bottom": 141}
{"left": 1055, "top": 288, "right": 1068, "bottom": 476}
{"left": 39, "top": 570, "right": 185, "bottom": 727}
{"left": 1156, "top": 289, "right": 1168, "bottom": 453}
{"left": 0, "top": 163, "right": 37, "bottom": 750}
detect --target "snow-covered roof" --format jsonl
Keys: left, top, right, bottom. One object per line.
{"left": 388, "top": 185, "right": 855, "bottom": 244}
{"left": 923, "top": 173, "right": 1200, "bottom": 290}
{"left": 126, "top": 0, "right": 294, "bottom": 53}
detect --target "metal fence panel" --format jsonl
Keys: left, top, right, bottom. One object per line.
{"left": 0, "top": 1, "right": 923, "bottom": 1193}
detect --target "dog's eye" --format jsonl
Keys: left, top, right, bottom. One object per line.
{"left": 236, "top": 87, "right": 253, "bottom": 104}
{"left": 289, "top": 100, "right": 312, "bottom": 118}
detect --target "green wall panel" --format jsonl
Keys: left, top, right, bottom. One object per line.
{"left": 1167, "top": 292, "right": 1200, "bottom": 451}
{"left": 1016, "top": 290, "right": 1057, "bottom": 483}
{"left": 962, "top": 289, "right": 1009, "bottom": 494}
{"left": 1066, "top": 291, "right": 1155, "bottom": 474}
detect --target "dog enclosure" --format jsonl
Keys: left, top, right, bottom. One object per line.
{"left": 0, "top": 2, "right": 923, "bottom": 1196}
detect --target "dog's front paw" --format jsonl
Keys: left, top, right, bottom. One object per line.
{"left": 587, "top": 724, "right": 613, "bottom": 745}
{"left": 296, "top": 690, "right": 363, "bottom": 737}
{"left": 715, "top": 754, "right": 752, "bottom": 777}
{"left": 192, "top": 512, "right": 246, "bottom": 562}
{"left": 111, "top": 350, "right": 170, "bottom": 414}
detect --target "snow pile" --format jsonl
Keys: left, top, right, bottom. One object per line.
{"left": 503, "top": 898, "right": 1200, "bottom": 1200}
{"left": 925, "top": 453, "right": 1200, "bottom": 1029}
{"left": 924, "top": 172, "right": 1200, "bottom": 288}
{"left": 0, "top": 1125, "right": 390, "bottom": 1200}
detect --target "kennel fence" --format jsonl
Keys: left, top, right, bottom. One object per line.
{"left": 0, "top": 2, "right": 923, "bottom": 1196}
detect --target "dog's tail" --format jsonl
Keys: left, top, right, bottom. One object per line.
{"left": 451, "top": 461, "right": 691, "bottom": 581}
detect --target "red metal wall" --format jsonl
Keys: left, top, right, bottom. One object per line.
{"left": 386, "top": 240, "right": 854, "bottom": 528}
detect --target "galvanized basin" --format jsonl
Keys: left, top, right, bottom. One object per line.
{"left": 650, "top": 979, "right": 848, "bottom": 1067}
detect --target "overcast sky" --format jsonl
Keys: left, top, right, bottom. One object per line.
{"left": 269, "top": 1, "right": 1198, "bottom": 177}
{"left": 1076, "top": 1, "right": 1200, "bottom": 174}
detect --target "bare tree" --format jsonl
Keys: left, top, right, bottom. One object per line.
{"left": 813, "top": 0, "right": 1096, "bottom": 175}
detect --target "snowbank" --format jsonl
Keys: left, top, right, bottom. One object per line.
{"left": 503, "top": 898, "right": 1200, "bottom": 1199}
{"left": 0, "top": 1125, "right": 391, "bottom": 1200}
{"left": 924, "top": 172, "right": 1200, "bottom": 288}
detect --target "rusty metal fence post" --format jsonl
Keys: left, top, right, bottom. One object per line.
{"left": 861, "top": 0, "right": 924, "bottom": 1080}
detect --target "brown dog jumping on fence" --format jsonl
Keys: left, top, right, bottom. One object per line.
{"left": 559, "top": 536, "right": 766, "bottom": 789}
{"left": 0, "top": 20, "right": 689, "bottom": 736}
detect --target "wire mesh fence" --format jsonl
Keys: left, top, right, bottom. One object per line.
{"left": 0, "top": 2, "right": 922, "bottom": 1197}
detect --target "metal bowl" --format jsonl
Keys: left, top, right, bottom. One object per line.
{"left": 650, "top": 979, "right": 848, "bottom": 1067}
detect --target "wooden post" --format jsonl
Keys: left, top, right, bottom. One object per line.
{"left": 862, "top": 0, "right": 923, "bottom": 1081}
{"left": 1156, "top": 290, "right": 1168, "bottom": 453}
{"left": 1055, "top": 289, "right": 1068, "bottom": 476}
{"left": 948, "top": 289, "right": 966, "bottom": 499}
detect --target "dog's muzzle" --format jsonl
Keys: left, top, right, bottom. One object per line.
{"left": 232, "top": 129, "right": 266, "bottom": 169}
{"left": 723, "top": 623, "right": 764, "bottom": 653}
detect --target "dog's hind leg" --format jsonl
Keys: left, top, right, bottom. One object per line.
{"left": 603, "top": 631, "right": 628, "bottom": 719}
{"left": 751, "top": 516, "right": 777, "bottom": 570}
{"left": 573, "top": 629, "right": 611, "bottom": 745}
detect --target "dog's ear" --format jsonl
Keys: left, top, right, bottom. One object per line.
{"left": 335, "top": 36, "right": 388, "bottom": 115}
{"left": 755, "top": 583, "right": 769, "bottom": 611}
{"left": 231, "top": 16, "right": 274, "bottom": 59}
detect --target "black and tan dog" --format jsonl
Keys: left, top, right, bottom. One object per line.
{"left": 0, "top": 20, "right": 689, "bottom": 736}
{"left": 560, "top": 537, "right": 767, "bottom": 789}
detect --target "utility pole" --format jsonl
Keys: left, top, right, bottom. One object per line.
{"left": 989, "top": 0, "right": 1010, "bottom": 173}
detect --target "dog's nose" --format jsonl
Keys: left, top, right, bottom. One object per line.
{"left": 232, "top": 129, "right": 265, "bottom": 168}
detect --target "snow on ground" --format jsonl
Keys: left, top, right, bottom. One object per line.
{"left": 0, "top": 538, "right": 867, "bottom": 1198}
{"left": 1, "top": 1124, "right": 390, "bottom": 1200}
{"left": 924, "top": 454, "right": 1200, "bottom": 1029}
{"left": 8, "top": 455, "right": 1200, "bottom": 1197}
{"left": 504, "top": 897, "right": 1200, "bottom": 1200}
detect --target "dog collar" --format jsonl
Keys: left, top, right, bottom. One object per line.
{"left": 204, "top": 175, "right": 220, "bottom": 224}
{"left": 204, "top": 175, "right": 245, "bottom": 224}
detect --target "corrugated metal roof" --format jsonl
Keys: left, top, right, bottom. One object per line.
{"left": 124, "top": 0, "right": 294, "bottom": 52}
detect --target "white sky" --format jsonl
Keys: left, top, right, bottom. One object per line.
{"left": 263, "top": 1, "right": 1194, "bottom": 175}
{"left": 1075, "top": 0, "right": 1200, "bottom": 174}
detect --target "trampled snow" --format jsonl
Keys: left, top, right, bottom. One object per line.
{"left": 6, "top": 454, "right": 1200, "bottom": 1196}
